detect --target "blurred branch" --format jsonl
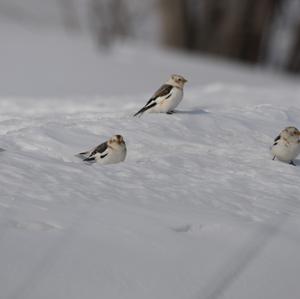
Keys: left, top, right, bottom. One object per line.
{"left": 287, "top": 23, "right": 300, "bottom": 72}
{"left": 88, "top": 0, "right": 131, "bottom": 48}
{"left": 160, "top": 0, "right": 283, "bottom": 65}
{"left": 58, "top": 0, "right": 81, "bottom": 32}
{"left": 159, "top": 0, "right": 187, "bottom": 48}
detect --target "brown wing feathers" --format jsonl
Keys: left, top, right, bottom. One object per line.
{"left": 134, "top": 84, "right": 173, "bottom": 117}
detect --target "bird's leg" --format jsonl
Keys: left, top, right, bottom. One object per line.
{"left": 272, "top": 156, "right": 276, "bottom": 160}
{"left": 289, "top": 160, "right": 296, "bottom": 166}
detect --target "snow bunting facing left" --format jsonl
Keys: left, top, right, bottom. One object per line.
{"left": 78, "top": 135, "right": 126, "bottom": 164}
{"left": 134, "top": 74, "right": 187, "bottom": 117}
{"left": 271, "top": 126, "right": 300, "bottom": 166}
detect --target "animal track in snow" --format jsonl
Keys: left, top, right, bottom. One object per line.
{"left": 171, "top": 223, "right": 228, "bottom": 235}
{"left": 10, "top": 220, "right": 63, "bottom": 232}
{"left": 171, "top": 224, "right": 192, "bottom": 233}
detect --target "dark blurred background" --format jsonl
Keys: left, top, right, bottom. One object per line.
{"left": 1, "top": 0, "right": 300, "bottom": 73}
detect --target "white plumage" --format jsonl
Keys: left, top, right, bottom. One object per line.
{"left": 134, "top": 74, "right": 187, "bottom": 117}
{"left": 271, "top": 126, "right": 300, "bottom": 165}
{"left": 149, "top": 87, "right": 183, "bottom": 113}
{"left": 77, "top": 135, "right": 126, "bottom": 165}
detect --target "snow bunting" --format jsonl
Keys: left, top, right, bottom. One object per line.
{"left": 134, "top": 74, "right": 187, "bottom": 117}
{"left": 271, "top": 126, "right": 300, "bottom": 166}
{"left": 77, "top": 135, "right": 126, "bottom": 164}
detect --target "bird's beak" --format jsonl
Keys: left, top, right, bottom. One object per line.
{"left": 183, "top": 78, "right": 188, "bottom": 83}
{"left": 296, "top": 131, "right": 300, "bottom": 136}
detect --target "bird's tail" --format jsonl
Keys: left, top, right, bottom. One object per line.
{"left": 133, "top": 102, "right": 156, "bottom": 117}
{"left": 75, "top": 151, "right": 89, "bottom": 159}
{"left": 133, "top": 107, "right": 146, "bottom": 117}
{"left": 83, "top": 156, "right": 96, "bottom": 162}
{"left": 79, "top": 151, "right": 89, "bottom": 155}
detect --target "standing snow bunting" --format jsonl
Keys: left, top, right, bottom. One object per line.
{"left": 134, "top": 74, "right": 187, "bottom": 117}
{"left": 271, "top": 126, "right": 300, "bottom": 166}
{"left": 77, "top": 135, "right": 126, "bottom": 165}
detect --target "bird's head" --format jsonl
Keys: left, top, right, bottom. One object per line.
{"left": 169, "top": 74, "right": 187, "bottom": 88}
{"left": 109, "top": 135, "right": 125, "bottom": 145}
{"left": 282, "top": 126, "right": 300, "bottom": 141}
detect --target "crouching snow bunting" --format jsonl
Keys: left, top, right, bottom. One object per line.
{"left": 271, "top": 126, "right": 300, "bottom": 166}
{"left": 77, "top": 135, "right": 126, "bottom": 165}
{"left": 134, "top": 74, "right": 187, "bottom": 117}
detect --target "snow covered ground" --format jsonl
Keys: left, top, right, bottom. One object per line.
{"left": 1, "top": 24, "right": 300, "bottom": 299}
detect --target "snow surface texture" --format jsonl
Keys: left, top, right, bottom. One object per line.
{"left": 1, "top": 25, "right": 300, "bottom": 299}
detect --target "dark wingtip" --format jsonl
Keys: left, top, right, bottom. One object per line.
{"left": 134, "top": 102, "right": 157, "bottom": 117}
{"left": 83, "top": 157, "right": 96, "bottom": 162}
{"left": 133, "top": 109, "right": 143, "bottom": 117}
{"left": 133, "top": 111, "right": 142, "bottom": 117}
{"left": 75, "top": 152, "right": 88, "bottom": 159}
